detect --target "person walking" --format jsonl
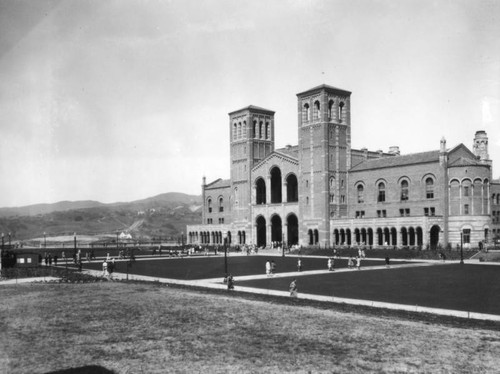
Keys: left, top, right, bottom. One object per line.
{"left": 289, "top": 278, "right": 298, "bottom": 297}
{"left": 356, "top": 256, "right": 361, "bottom": 270}
{"left": 385, "top": 256, "right": 390, "bottom": 268}
{"left": 265, "top": 260, "right": 271, "bottom": 277}
{"left": 297, "top": 258, "right": 302, "bottom": 272}
{"left": 227, "top": 274, "right": 234, "bottom": 290}
{"left": 328, "top": 257, "right": 335, "bottom": 271}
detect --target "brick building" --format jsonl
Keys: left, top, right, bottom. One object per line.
{"left": 187, "top": 84, "right": 499, "bottom": 249}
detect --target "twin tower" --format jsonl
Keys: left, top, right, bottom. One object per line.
{"left": 227, "top": 85, "right": 351, "bottom": 247}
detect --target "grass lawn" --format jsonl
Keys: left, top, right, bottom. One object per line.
{"left": 1, "top": 282, "right": 499, "bottom": 374}
{"left": 81, "top": 255, "right": 408, "bottom": 280}
{"left": 238, "top": 263, "right": 500, "bottom": 315}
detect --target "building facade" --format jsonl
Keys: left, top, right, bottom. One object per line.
{"left": 187, "top": 84, "right": 499, "bottom": 249}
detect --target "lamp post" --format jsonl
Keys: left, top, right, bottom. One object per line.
{"left": 460, "top": 231, "right": 464, "bottom": 265}
{"left": 1, "top": 233, "right": 4, "bottom": 272}
{"left": 282, "top": 232, "right": 285, "bottom": 258}
{"left": 223, "top": 232, "right": 228, "bottom": 275}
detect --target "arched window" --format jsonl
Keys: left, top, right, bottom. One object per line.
{"left": 233, "top": 123, "right": 237, "bottom": 141}
{"left": 253, "top": 120, "right": 257, "bottom": 138}
{"left": 314, "top": 100, "right": 321, "bottom": 120}
{"left": 338, "top": 102, "right": 344, "bottom": 122}
{"left": 256, "top": 178, "right": 266, "bottom": 204}
{"left": 237, "top": 122, "right": 242, "bottom": 139}
{"left": 286, "top": 174, "right": 298, "bottom": 202}
{"left": 426, "top": 178, "right": 434, "bottom": 199}
{"left": 207, "top": 198, "right": 212, "bottom": 213}
{"left": 357, "top": 184, "right": 364, "bottom": 203}
{"left": 303, "top": 103, "right": 310, "bottom": 122}
{"left": 329, "top": 177, "right": 336, "bottom": 203}
{"left": 265, "top": 122, "right": 270, "bottom": 139}
{"left": 219, "top": 197, "right": 224, "bottom": 212}
{"left": 401, "top": 180, "right": 409, "bottom": 201}
{"left": 259, "top": 121, "right": 264, "bottom": 139}
{"left": 328, "top": 99, "right": 334, "bottom": 119}
{"left": 270, "top": 167, "right": 282, "bottom": 204}
{"left": 378, "top": 182, "right": 386, "bottom": 202}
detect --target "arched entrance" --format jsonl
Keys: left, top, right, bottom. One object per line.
{"left": 430, "top": 225, "right": 440, "bottom": 250}
{"left": 271, "top": 215, "right": 283, "bottom": 243}
{"left": 256, "top": 216, "right": 266, "bottom": 247}
{"left": 287, "top": 214, "right": 299, "bottom": 246}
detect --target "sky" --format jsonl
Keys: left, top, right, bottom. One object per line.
{"left": 0, "top": 0, "right": 499, "bottom": 208}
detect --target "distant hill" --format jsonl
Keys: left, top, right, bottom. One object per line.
{"left": 0, "top": 192, "right": 203, "bottom": 242}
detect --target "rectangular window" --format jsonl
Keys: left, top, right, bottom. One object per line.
{"left": 424, "top": 208, "right": 429, "bottom": 216}
{"left": 219, "top": 207, "right": 224, "bottom": 212}
{"left": 464, "top": 186, "right": 469, "bottom": 197}
{"left": 430, "top": 207, "right": 435, "bottom": 216}
{"left": 377, "top": 210, "right": 381, "bottom": 218}
{"left": 464, "top": 204, "right": 469, "bottom": 215}
{"left": 463, "top": 229, "right": 471, "bottom": 244}
{"left": 382, "top": 210, "right": 387, "bottom": 218}
{"left": 208, "top": 207, "right": 212, "bottom": 213}
{"left": 18, "top": 258, "right": 25, "bottom": 264}
{"left": 405, "top": 209, "right": 410, "bottom": 216}
{"left": 426, "top": 191, "right": 434, "bottom": 199}
{"left": 400, "top": 209, "right": 405, "bottom": 217}
{"left": 27, "top": 258, "right": 32, "bottom": 264}
{"left": 341, "top": 195, "right": 345, "bottom": 203}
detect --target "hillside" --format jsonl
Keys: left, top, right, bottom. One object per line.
{"left": 0, "top": 193, "right": 203, "bottom": 242}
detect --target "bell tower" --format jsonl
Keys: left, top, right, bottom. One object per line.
{"left": 473, "top": 130, "right": 491, "bottom": 165}
{"left": 229, "top": 105, "right": 275, "bottom": 224}
{"left": 297, "top": 84, "right": 352, "bottom": 247}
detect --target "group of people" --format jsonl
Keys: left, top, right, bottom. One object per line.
{"left": 265, "top": 259, "right": 277, "bottom": 276}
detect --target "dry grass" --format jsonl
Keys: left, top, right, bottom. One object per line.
{"left": 0, "top": 282, "right": 499, "bottom": 373}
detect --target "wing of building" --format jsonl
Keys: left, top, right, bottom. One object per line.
{"left": 187, "top": 84, "right": 500, "bottom": 249}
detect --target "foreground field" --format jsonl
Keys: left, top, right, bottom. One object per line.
{"left": 1, "top": 282, "right": 499, "bottom": 373}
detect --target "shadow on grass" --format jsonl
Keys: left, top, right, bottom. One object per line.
{"left": 45, "top": 365, "right": 115, "bottom": 374}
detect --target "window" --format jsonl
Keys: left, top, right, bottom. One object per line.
{"left": 378, "top": 182, "right": 386, "bottom": 202}
{"left": 208, "top": 199, "right": 212, "bottom": 213}
{"left": 400, "top": 209, "right": 410, "bottom": 217}
{"left": 219, "top": 197, "right": 224, "bottom": 212}
{"left": 303, "top": 103, "right": 310, "bottom": 122}
{"left": 338, "top": 102, "right": 344, "bottom": 122}
{"left": 218, "top": 218, "right": 224, "bottom": 224}
{"left": 464, "top": 204, "right": 469, "bottom": 215}
{"left": 401, "top": 180, "right": 409, "bottom": 201}
{"left": 253, "top": 120, "right": 257, "bottom": 138}
{"left": 464, "top": 186, "right": 470, "bottom": 197}
{"left": 341, "top": 195, "right": 345, "bottom": 203}
{"left": 328, "top": 100, "right": 334, "bottom": 119}
{"left": 355, "top": 211, "right": 365, "bottom": 218}
{"left": 426, "top": 178, "right": 434, "bottom": 199}
{"left": 377, "top": 210, "right": 387, "bottom": 218}
{"left": 424, "top": 208, "right": 429, "bottom": 216}
{"left": 462, "top": 229, "right": 471, "bottom": 244}
{"left": 314, "top": 100, "right": 321, "bottom": 120}
{"left": 207, "top": 218, "right": 213, "bottom": 224}
{"left": 357, "top": 185, "right": 364, "bottom": 203}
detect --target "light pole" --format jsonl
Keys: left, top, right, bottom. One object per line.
{"left": 223, "top": 232, "right": 228, "bottom": 275}
{"left": 1, "top": 233, "right": 4, "bottom": 272}
{"left": 460, "top": 231, "right": 464, "bottom": 265}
